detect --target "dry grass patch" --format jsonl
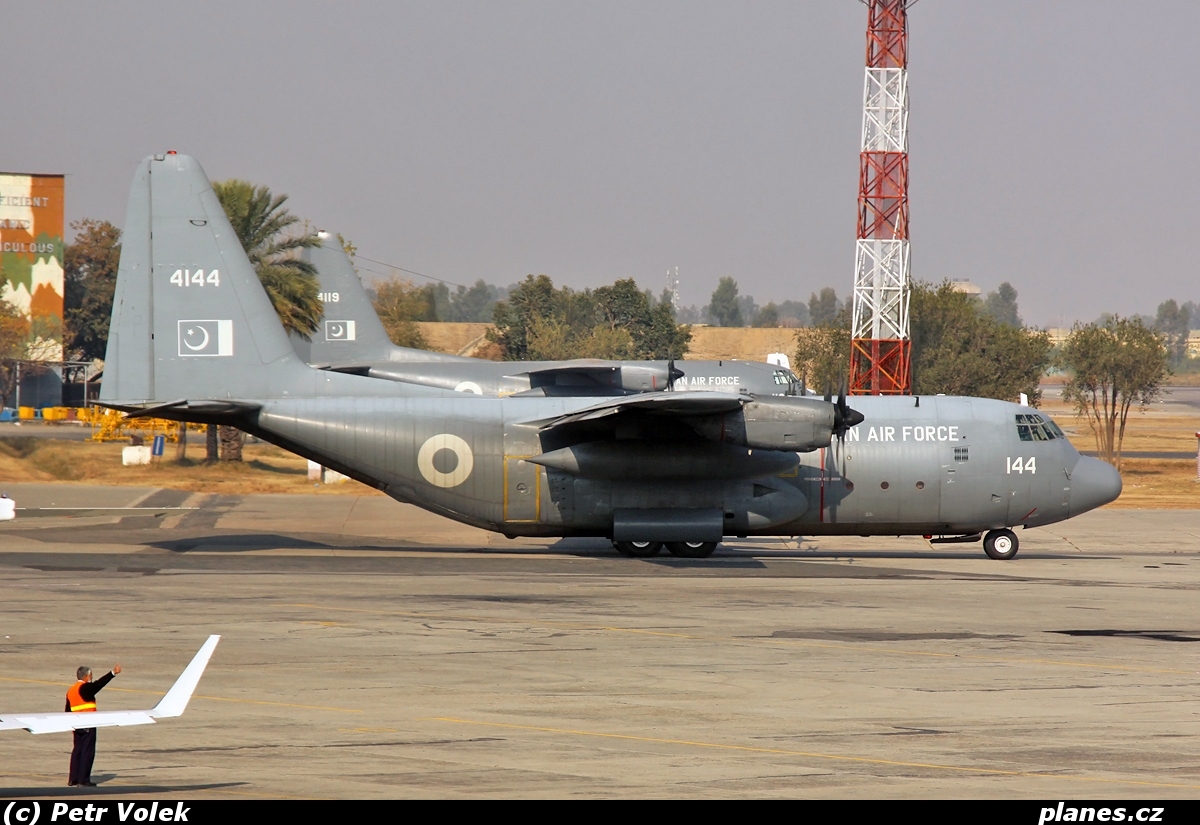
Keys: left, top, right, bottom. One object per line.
{"left": 1108, "top": 459, "right": 1200, "bottom": 508}
{"left": 0, "top": 438, "right": 381, "bottom": 496}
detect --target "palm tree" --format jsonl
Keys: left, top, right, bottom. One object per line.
{"left": 211, "top": 179, "right": 323, "bottom": 338}
{"left": 212, "top": 179, "right": 323, "bottom": 462}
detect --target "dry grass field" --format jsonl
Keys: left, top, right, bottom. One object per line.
{"left": 0, "top": 436, "right": 381, "bottom": 496}
{"left": 1039, "top": 396, "right": 1199, "bottom": 508}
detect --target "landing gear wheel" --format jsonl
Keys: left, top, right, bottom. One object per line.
{"left": 614, "top": 541, "right": 662, "bottom": 558}
{"left": 983, "top": 529, "right": 1019, "bottom": 560}
{"left": 665, "top": 541, "right": 718, "bottom": 559}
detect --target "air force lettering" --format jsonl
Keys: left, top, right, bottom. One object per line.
{"left": 324, "top": 320, "right": 357, "bottom": 342}
{"left": 177, "top": 320, "right": 233, "bottom": 357}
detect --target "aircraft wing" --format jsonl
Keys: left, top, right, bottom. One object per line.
{"left": 532, "top": 390, "right": 746, "bottom": 429}
{"left": 0, "top": 635, "right": 220, "bottom": 735}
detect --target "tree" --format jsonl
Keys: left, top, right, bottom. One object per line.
{"left": 808, "top": 287, "right": 841, "bottom": 327}
{"left": 982, "top": 282, "right": 1022, "bottom": 327}
{"left": 1153, "top": 299, "right": 1190, "bottom": 367}
{"left": 446, "top": 280, "right": 503, "bottom": 323}
{"left": 489, "top": 275, "right": 561, "bottom": 361}
{"left": 708, "top": 278, "right": 742, "bottom": 327}
{"left": 738, "top": 293, "right": 758, "bottom": 326}
{"left": 593, "top": 279, "right": 690, "bottom": 359}
{"left": 776, "top": 300, "right": 810, "bottom": 327}
{"left": 909, "top": 281, "right": 1051, "bottom": 402}
{"left": 211, "top": 180, "right": 323, "bottom": 339}
{"left": 63, "top": 219, "right": 122, "bottom": 361}
{"left": 753, "top": 302, "right": 780, "bottom": 327}
{"left": 1060, "top": 317, "right": 1168, "bottom": 469}
{"left": 0, "top": 298, "right": 31, "bottom": 408}
{"left": 793, "top": 322, "right": 850, "bottom": 395}
{"left": 372, "top": 278, "right": 432, "bottom": 349}
{"left": 489, "top": 274, "right": 690, "bottom": 361}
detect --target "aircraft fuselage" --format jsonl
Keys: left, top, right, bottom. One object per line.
{"left": 244, "top": 393, "right": 1117, "bottom": 540}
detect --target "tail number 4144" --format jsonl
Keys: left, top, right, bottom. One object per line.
{"left": 1007, "top": 456, "right": 1036, "bottom": 474}
{"left": 170, "top": 269, "right": 220, "bottom": 287}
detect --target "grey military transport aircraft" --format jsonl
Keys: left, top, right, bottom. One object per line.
{"left": 293, "top": 236, "right": 804, "bottom": 398}
{"left": 99, "top": 153, "right": 1121, "bottom": 560}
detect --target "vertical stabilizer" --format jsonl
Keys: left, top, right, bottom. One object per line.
{"left": 100, "top": 154, "right": 443, "bottom": 406}
{"left": 300, "top": 238, "right": 467, "bottom": 366}
{"left": 103, "top": 154, "right": 310, "bottom": 403}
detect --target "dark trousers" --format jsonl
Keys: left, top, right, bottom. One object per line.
{"left": 69, "top": 727, "right": 96, "bottom": 784}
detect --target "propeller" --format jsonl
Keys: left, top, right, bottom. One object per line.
{"left": 667, "top": 358, "right": 685, "bottom": 392}
{"left": 831, "top": 375, "right": 865, "bottom": 441}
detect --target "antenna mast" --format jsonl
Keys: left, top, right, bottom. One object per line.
{"left": 849, "top": 0, "right": 911, "bottom": 395}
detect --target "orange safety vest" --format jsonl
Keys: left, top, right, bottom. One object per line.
{"left": 66, "top": 681, "right": 96, "bottom": 712}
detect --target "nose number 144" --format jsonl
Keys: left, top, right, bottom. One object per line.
{"left": 1007, "top": 456, "right": 1036, "bottom": 474}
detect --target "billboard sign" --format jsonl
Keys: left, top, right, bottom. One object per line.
{"left": 0, "top": 173, "right": 65, "bottom": 361}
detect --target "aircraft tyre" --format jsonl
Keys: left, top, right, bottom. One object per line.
{"left": 614, "top": 541, "right": 663, "bottom": 558}
{"left": 665, "top": 541, "right": 718, "bottom": 559}
{"left": 983, "top": 529, "right": 1019, "bottom": 560}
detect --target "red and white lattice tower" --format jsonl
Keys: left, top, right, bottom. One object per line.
{"left": 849, "top": 0, "right": 911, "bottom": 395}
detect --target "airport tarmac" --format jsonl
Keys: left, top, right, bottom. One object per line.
{"left": 1, "top": 484, "right": 1198, "bottom": 799}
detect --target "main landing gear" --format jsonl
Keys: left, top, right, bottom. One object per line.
{"left": 613, "top": 541, "right": 720, "bottom": 559}
{"left": 613, "top": 541, "right": 662, "bottom": 557}
{"left": 983, "top": 528, "right": 1019, "bottom": 560}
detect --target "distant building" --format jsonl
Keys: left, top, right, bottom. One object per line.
{"left": 1, "top": 172, "right": 66, "bottom": 408}
{"left": 949, "top": 280, "right": 982, "bottom": 297}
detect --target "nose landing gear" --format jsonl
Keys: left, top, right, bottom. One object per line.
{"left": 983, "top": 528, "right": 1019, "bottom": 560}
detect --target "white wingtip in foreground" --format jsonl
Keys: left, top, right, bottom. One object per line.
{"left": 0, "top": 635, "right": 220, "bottom": 735}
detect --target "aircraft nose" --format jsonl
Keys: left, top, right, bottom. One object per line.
{"left": 1069, "top": 456, "right": 1122, "bottom": 516}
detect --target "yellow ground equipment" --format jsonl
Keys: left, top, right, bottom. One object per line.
{"left": 79, "top": 407, "right": 204, "bottom": 443}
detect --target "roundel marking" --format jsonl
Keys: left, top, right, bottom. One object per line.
{"left": 417, "top": 434, "right": 474, "bottom": 488}
{"left": 454, "top": 381, "right": 484, "bottom": 395}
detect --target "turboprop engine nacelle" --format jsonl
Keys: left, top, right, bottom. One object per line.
{"left": 687, "top": 396, "right": 838, "bottom": 452}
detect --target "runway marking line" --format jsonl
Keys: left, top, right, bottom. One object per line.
{"left": 285, "top": 603, "right": 1196, "bottom": 677}
{"left": 426, "top": 716, "right": 1200, "bottom": 792}
{"left": 0, "top": 676, "right": 362, "bottom": 714}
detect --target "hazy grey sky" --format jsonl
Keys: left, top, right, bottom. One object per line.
{"left": 6, "top": 1, "right": 1197, "bottom": 327}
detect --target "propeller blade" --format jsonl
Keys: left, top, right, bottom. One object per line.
{"left": 667, "top": 358, "right": 684, "bottom": 391}
{"left": 832, "top": 374, "right": 864, "bottom": 438}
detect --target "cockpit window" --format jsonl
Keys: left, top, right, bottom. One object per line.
{"left": 1015, "top": 413, "right": 1061, "bottom": 442}
{"left": 774, "top": 369, "right": 802, "bottom": 395}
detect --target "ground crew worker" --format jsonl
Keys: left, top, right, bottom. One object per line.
{"left": 66, "top": 663, "right": 121, "bottom": 787}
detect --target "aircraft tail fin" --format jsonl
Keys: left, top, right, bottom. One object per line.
{"left": 300, "top": 238, "right": 467, "bottom": 366}
{"left": 101, "top": 154, "right": 315, "bottom": 407}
